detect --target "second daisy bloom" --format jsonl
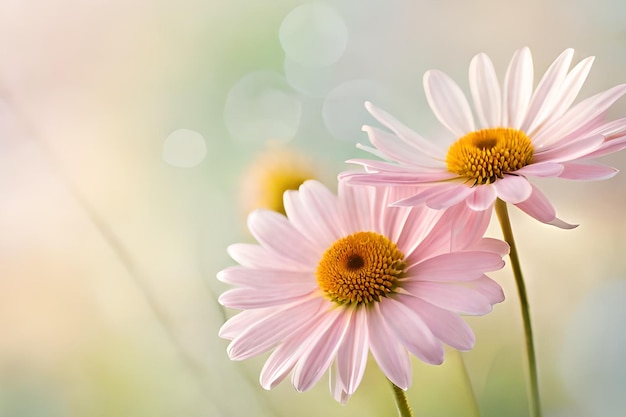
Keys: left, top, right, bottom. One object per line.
{"left": 342, "top": 48, "right": 626, "bottom": 228}
{"left": 219, "top": 180, "right": 507, "bottom": 403}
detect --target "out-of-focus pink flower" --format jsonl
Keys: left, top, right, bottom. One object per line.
{"left": 342, "top": 48, "right": 626, "bottom": 228}
{"left": 218, "top": 180, "right": 507, "bottom": 403}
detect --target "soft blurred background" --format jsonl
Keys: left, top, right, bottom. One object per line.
{"left": 1, "top": 0, "right": 626, "bottom": 416}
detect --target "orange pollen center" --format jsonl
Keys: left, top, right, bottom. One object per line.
{"left": 316, "top": 231, "right": 405, "bottom": 306}
{"left": 445, "top": 128, "right": 534, "bottom": 185}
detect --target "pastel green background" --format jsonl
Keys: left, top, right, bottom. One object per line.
{"left": 1, "top": 1, "right": 626, "bottom": 416}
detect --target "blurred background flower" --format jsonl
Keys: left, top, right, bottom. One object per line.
{"left": 238, "top": 144, "right": 326, "bottom": 216}
{"left": 1, "top": 0, "right": 626, "bottom": 416}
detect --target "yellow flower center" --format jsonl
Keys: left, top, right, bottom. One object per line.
{"left": 445, "top": 128, "right": 534, "bottom": 185}
{"left": 263, "top": 173, "right": 313, "bottom": 215}
{"left": 242, "top": 147, "right": 317, "bottom": 215}
{"left": 316, "top": 231, "right": 405, "bottom": 306}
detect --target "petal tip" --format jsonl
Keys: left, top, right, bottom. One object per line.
{"left": 548, "top": 217, "right": 579, "bottom": 229}
{"left": 216, "top": 269, "right": 228, "bottom": 283}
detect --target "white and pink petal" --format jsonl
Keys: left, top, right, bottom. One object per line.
{"left": 227, "top": 243, "right": 309, "bottom": 271}
{"left": 470, "top": 275, "right": 505, "bottom": 305}
{"left": 219, "top": 308, "right": 274, "bottom": 340}
{"left": 225, "top": 298, "right": 325, "bottom": 360}
{"left": 533, "top": 134, "right": 605, "bottom": 163}
{"left": 408, "top": 281, "right": 494, "bottom": 315}
{"left": 342, "top": 167, "right": 455, "bottom": 185}
{"left": 532, "top": 84, "right": 626, "bottom": 147}
{"left": 557, "top": 162, "right": 618, "bottom": 180}
{"left": 443, "top": 202, "right": 493, "bottom": 252}
{"left": 513, "top": 184, "right": 578, "bottom": 229}
{"left": 400, "top": 295, "right": 476, "bottom": 351}
{"left": 219, "top": 286, "right": 315, "bottom": 310}
{"left": 521, "top": 48, "right": 574, "bottom": 134}
{"left": 367, "top": 304, "right": 412, "bottom": 389}
{"left": 466, "top": 184, "right": 497, "bottom": 210}
{"left": 465, "top": 238, "right": 510, "bottom": 257}
{"left": 380, "top": 298, "right": 444, "bottom": 364}
{"left": 330, "top": 362, "right": 351, "bottom": 404}
{"left": 583, "top": 134, "right": 626, "bottom": 159}
{"left": 335, "top": 308, "right": 369, "bottom": 397}
{"left": 546, "top": 56, "right": 595, "bottom": 124}
{"left": 502, "top": 47, "right": 533, "bottom": 129}
{"left": 406, "top": 251, "right": 505, "bottom": 282}
{"left": 363, "top": 125, "right": 443, "bottom": 168}
{"left": 248, "top": 210, "right": 319, "bottom": 266}
{"left": 339, "top": 181, "right": 377, "bottom": 234}
{"left": 391, "top": 182, "right": 473, "bottom": 209}
{"left": 287, "top": 180, "right": 343, "bottom": 248}
{"left": 260, "top": 325, "right": 316, "bottom": 390}
{"left": 493, "top": 175, "right": 533, "bottom": 204}
{"left": 469, "top": 52, "right": 502, "bottom": 128}
{"left": 292, "top": 309, "right": 349, "bottom": 392}
{"left": 527, "top": 55, "right": 594, "bottom": 138}
{"left": 424, "top": 70, "right": 476, "bottom": 136}
{"left": 365, "top": 101, "right": 445, "bottom": 159}
{"left": 515, "top": 162, "right": 564, "bottom": 178}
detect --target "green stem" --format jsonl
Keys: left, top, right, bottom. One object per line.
{"left": 454, "top": 350, "right": 481, "bottom": 417}
{"left": 494, "top": 199, "right": 542, "bottom": 417}
{"left": 389, "top": 380, "right": 414, "bottom": 417}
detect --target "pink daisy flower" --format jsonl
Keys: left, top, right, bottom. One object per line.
{"left": 341, "top": 48, "right": 626, "bottom": 228}
{"left": 218, "top": 180, "right": 507, "bottom": 403}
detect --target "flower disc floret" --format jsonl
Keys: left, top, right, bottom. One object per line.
{"left": 316, "top": 231, "right": 405, "bottom": 305}
{"left": 446, "top": 128, "right": 534, "bottom": 185}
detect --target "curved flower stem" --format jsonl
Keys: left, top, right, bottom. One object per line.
{"left": 494, "top": 199, "right": 541, "bottom": 417}
{"left": 389, "top": 380, "right": 414, "bottom": 417}
{"left": 454, "top": 350, "right": 481, "bottom": 417}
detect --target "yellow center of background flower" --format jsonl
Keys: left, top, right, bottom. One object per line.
{"left": 445, "top": 128, "right": 534, "bottom": 185}
{"left": 316, "top": 231, "right": 405, "bottom": 305}
{"left": 263, "top": 172, "right": 313, "bottom": 214}
{"left": 240, "top": 146, "right": 318, "bottom": 215}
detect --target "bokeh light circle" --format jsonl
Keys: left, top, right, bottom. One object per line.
{"left": 224, "top": 70, "right": 302, "bottom": 145}
{"left": 283, "top": 57, "right": 336, "bottom": 98}
{"left": 162, "top": 129, "right": 207, "bottom": 168}
{"left": 322, "top": 79, "right": 390, "bottom": 142}
{"left": 279, "top": 3, "right": 348, "bottom": 68}
{"left": 559, "top": 278, "right": 626, "bottom": 416}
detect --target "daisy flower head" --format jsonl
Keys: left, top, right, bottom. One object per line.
{"left": 240, "top": 145, "right": 319, "bottom": 215}
{"left": 341, "top": 47, "right": 626, "bottom": 228}
{"left": 218, "top": 180, "right": 507, "bottom": 403}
